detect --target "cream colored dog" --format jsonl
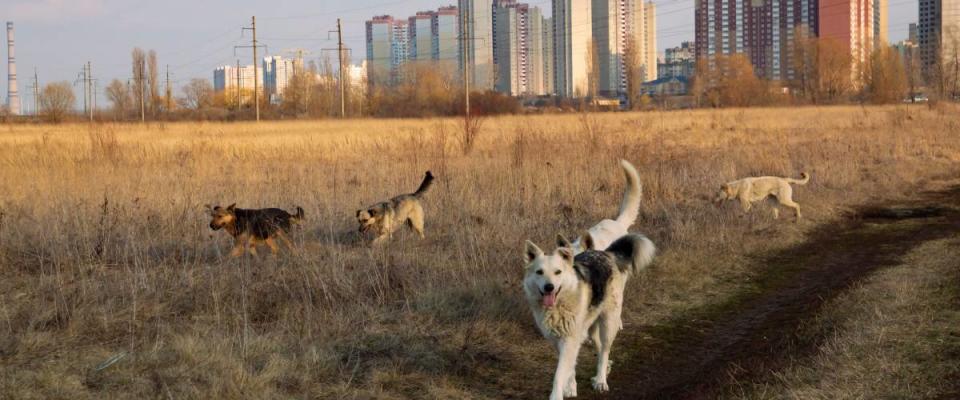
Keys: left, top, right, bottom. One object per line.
{"left": 714, "top": 172, "right": 809, "bottom": 221}
{"left": 356, "top": 171, "right": 434, "bottom": 244}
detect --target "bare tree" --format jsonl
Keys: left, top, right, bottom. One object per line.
{"left": 105, "top": 79, "right": 131, "bottom": 120}
{"left": 623, "top": 36, "right": 644, "bottom": 110}
{"left": 131, "top": 48, "right": 146, "bottom": 118}
{"left": 178, "top": 78, "right": 214, "bottom": 115}
{"left": 864, "top": 46, "right": 907, "bottom": 104}
{"left": 40, "top": 81, "right": 76, "bottom": 122}
{"left": 147, "top": 50, "right": 159, "bottom": 115}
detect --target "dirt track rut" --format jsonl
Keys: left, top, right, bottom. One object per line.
{"left": 580, "top": 185, "right": 960, "bottom": 400}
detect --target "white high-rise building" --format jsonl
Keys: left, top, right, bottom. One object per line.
{"left": 263, "top": 55, "right": 301, "bottom": 104}
{"left": 553, "top": 0, "right": 592, "bottom": 97}
{"left": 6, "top": 22, "right": 20, "bottom": 116}
{"left": 213, "top": 64, "right": 257, "bottom": 92}
{"left": 494, "top": 1, "right": 539, "bottom": 95}
{"left": 460, "top": 0, "right": 495, "bottom": 90}
{"left": 594, "top": 0, "right": 656, "bottom": 97}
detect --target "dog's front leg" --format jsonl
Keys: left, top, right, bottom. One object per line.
{"left": 550, "top": 338, "right": 581, "bottom": 400}
{"left": 229, "top": 237, "right": 245, "bottom": 257}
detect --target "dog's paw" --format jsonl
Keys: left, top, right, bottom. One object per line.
{"left": 591, "top": 376, "right": 609, "bottom": 392}
{"left": 563, "top": 380, "right": 577, "bottom": 397}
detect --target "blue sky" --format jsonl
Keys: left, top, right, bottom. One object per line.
{"left": 1, "top": 0, "right": 918, "bottom": 111}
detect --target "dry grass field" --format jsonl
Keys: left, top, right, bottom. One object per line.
{"left": 1, "top": 105, "right": 959, "bottom": 399}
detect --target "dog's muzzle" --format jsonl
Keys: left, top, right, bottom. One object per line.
{"left": 540, "top": 285, "right": 560, "bottom": 308}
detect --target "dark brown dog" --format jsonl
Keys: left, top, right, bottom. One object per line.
{"left": 206, "top": 203, "right": 304, "bottom": 257}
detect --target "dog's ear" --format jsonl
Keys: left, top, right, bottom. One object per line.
{"left": 524, "top": 240, "right": 543, "bottom": 263}
{"left": 226, "top": 203, "right": 236, "bottom": 212}
{"left": 582, "top": 232, "right": 596, "bottom": 251}
{"left": 555, "top": 234, "right": 572, "bottom": 249}
{"left": 557, "top": 247, "right": 574, "bottom": 263}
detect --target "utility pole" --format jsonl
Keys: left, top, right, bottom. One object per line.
{"left": 236, "top": 59, "right": 241, "bottom": 110}
{"left": 337, "top": 18, "right": 345, "bottom": 117}
{"left": 165, "top": 64, "right": 172, "bottom": 112}
{"left": 252, "top": 16, "right": 259, "bottom": 122}
{"left": 87, "top": 61, "right": 94, "bottom": 122}
{"left": 139, "top": 59, "right": 146, "bottom": 122}
{"left": 238, "top": 17, "right": 266, "bottom": 121}
{"left": 31, "top": 68, "right": 38, "bottom": 117}
{"left": 325, "top": 22, "right": 352, "bottom": 118}
{"left": 460, "top": 7, "right": 474, "bottom": 120}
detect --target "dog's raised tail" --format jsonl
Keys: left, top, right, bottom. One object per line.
{"left": 605, "top": 234, "right": 656, "bottom": 275}
{"left": 413, "top": 171, "right": 435, "bottom": 198}
{"left": 614, "top": 160, "right": 642, "bottom": 227}
{"left": 788, "top": 172, "right": 810, "bottom": 185}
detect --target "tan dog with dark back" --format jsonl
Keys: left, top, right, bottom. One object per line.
{"left": 206, "top": 204, "right": 304, "bottom": 257}
{"left": 356, "top": 171, "right": 434, "bottom": 245}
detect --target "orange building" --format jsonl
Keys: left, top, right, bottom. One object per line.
{"left": 818, "top": 0, "right": 875, "bottom": 84}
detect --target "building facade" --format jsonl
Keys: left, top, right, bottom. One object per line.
{"left": 919, "top": 0, "right": 960, "bottom": 79}
{"left": 409, "top": 12, "right": 434, "bottom": 61}
{"left": 695, "top": 0, "right": 818, "bottom": 82}
{"left": 433, "top": 6, "right": 460, "bottom": 63}
{"left": 213, "top": 64, "right": 257, "bottom": 92}
{"left": 495, "top": 1, "right": 543, "bottom": 95}
{"left": 553, "top": 0, "right": 592, "bottom": 97}
{"left": 366, "top": 15, "right": 396, "bottom": 88}
{"left": 460, "top": 0, "right": 495, "bottom": 90}
{"left": 659, "top": 41, "right": 696, "bottom": 79}
{"left": 820, "top": 0, "right": 875, "bottom": 84}
{"left": 643, "top": 2, "right": 657, "bottom": 82}
{"left": 542, "top": 16, "right": 555, "bottom": 95}
{"left": 263, "top": 55, "right": 301, "bottom": 104}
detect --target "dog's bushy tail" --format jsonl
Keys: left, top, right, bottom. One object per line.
{"left": 614, "top": 160, "right": 642, "bottom": 227}
{"left": 787, "top": 172, "right": 810, "bottom": 185}
{"left": 291, "top": 206, "right": 305, "bottom": 223}
{"left": 605, "top": 234, "right": 656, "bottom": 275}
{"left": 412, "top": 171, "right": 435, "bottom": 198}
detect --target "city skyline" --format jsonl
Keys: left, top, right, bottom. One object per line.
{"left": 0, "top": 0, "right": 921, "bottom": 110}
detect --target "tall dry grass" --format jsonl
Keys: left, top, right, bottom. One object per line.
{"left": 1, "top": 105, "right": 959, "bottom": 398}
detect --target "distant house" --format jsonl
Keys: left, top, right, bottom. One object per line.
{"left": 641, "top": 76, "right": 689, "bottom": 96}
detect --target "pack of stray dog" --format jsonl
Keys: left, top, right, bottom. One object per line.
{"left": 204, "top": 159, "right": 809, "bottom": 399}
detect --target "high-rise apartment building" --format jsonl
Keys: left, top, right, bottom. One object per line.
{"left": 695, "top": 0, "right": 818, "bottom": 81}
{"left": 643, "top": 2, "right": 657, "bottom": 82}
{"left": 433, "top": 6, "right": 460, "bottom": 63}
{"left": 409, "top": 12, "right": 434, "bottom": 61}
{"left": 366, "top": 15, "right": 409, "bottom": 87}
{"left": 460, "top": 0, "right": 495, "bottom": 90}
{"left": 263, "top": 55, "right": 301, "bottom": 104}
{"left": 874, "top": 0, "right": 888, "bottom": 46}
{"left": 542, "top": 16, "right": 555, "bottom": 95}
{"left": 919, "top": 0, "right": 960, "bottom": 78}
{"left": 820, "top": 0, "right": 875, "bottom": 83}
{"left": 527, "top": 9, "right": 548, "bottom": 95}
{"left": 213, "top": 64, "right": 258, "bottom": 92}
{"left": 553, "top": 0, "right": 592, "bottom": 97}
{"left": 494, "top": 1, "right": 544, "bottom": 95}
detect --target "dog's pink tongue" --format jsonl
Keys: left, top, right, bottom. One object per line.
{"left": 542, "top": 292, "right": 557, "bottom": 307}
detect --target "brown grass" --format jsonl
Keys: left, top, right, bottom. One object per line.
{"left": 1, "top": 105, "right": 959, "bottom": 398}
{"left": 725, "top": 236, "right": 960, "bottom": 400}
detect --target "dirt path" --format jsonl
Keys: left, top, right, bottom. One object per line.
{"left": 574, "top": 185, "right": 960, "bottom": 400}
